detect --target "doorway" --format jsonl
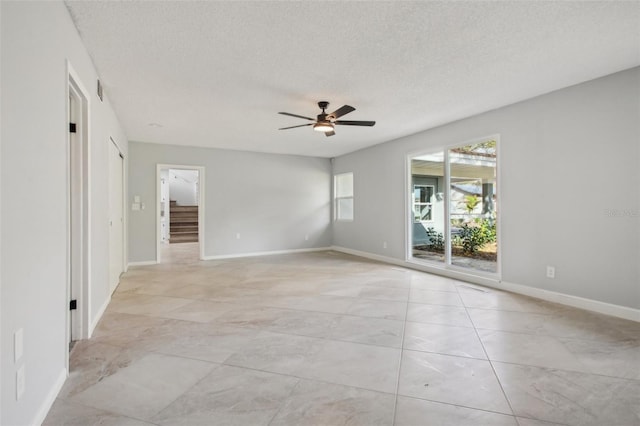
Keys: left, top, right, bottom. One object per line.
{"left": 67, "top": 66, "right": 90, "bottom": 350}
{"left": 408, "top": 136, "right": 500, "bottom": 276}
{"left": 156, "top": 164, "right": 205, "bottom": 263}
{"left": 108, "top": 138, "right": 125, "bottom": 294}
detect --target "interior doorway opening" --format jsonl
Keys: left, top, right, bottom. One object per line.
{"left": 67, "top": 66, "right": 90, "bottom": 354}
{"left": 108, "top": 138, "right": 125, "bottom": 294}
{"left": 156, "top": 165, "right": 205, "bottom": 263}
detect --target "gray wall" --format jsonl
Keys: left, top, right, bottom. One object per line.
{"left": 1, "top": 2, "right": 129, "bottom": 424}
{"left": 129, "top": 142, "right": 332, "bottom": 262}
{"left": 169, "top": 169, "right": 199, "bottom": 206}
{"left": 333, "top": 67, "right": 640, "bottom": 309}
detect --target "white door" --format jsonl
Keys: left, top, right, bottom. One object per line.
{"left": 108, "top": 140, "right": 124, "bottom": 293}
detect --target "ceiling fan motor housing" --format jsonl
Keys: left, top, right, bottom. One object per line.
{"left": 317, "top": 101, "right": 330, "bottom": 121}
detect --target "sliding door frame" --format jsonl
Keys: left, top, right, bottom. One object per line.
{"left": 405, "top": 134, "right": 502, "bottom": 280}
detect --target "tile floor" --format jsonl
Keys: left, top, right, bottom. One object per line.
{"left": 44, "top": 243, "right": 640, "bottom": 426}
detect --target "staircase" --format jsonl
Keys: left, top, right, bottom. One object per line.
{"left": 169, "top": 201, "right": 198, "bottom": 243}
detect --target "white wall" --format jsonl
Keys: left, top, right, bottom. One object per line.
{"left": 0, "top": 2, "right": 128, "bottom": 424}
{"left": 169, "top": 169, "right": 198, "bottom": 206}
{"left": 128, "top": 142, "right": 332, "bottom": 262}
{"left": 333, "top": 67, "right": 640, "bottom": 310}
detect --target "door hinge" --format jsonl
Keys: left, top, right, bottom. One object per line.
{"left": 70, "top": 300, "right": 77, "bottom": 310}
{"left": 70, "top": 123, "right": 77, "bottom": 133}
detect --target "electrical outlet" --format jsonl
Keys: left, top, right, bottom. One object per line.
{"left": 546, "top": 266, "right": 555, "bottom": 279}
{"left": 305, "top": 234, "right": 309, "bottom": 241}
{"left": 236, "top": 233, "right": 240, "bottom": 239}
{"left": 383, "top": 241, "right": 388, "bottom": 249}
{"left": 16, "top": 365, "right": 25, "bottom": 400}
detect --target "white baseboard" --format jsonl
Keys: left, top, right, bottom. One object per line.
{"left": 202, "top": 247, "right": 332, "bottom": 261}
{"left": 330, "top": 246, "right": 404, "bottom": 267}
{"left": 330, "top": 246, "right": 639, "bottom": 322}
{"left": 32, "top": 368, "right": 67, "bottom": 426}
{"left": 497, "top": 280, "right": 640, "bottom": 322}
{"left": 127, "top": 260, "right": 158, "bottom": 267}
{"left": 88, "top": 294, "right": 111, "bottom": 338}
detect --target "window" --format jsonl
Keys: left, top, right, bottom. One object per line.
{"left": 413, "top": 184, "right": 434, "bottom": 222}
{"left": 334, "top": 172, "right": 354, "bottom": 221}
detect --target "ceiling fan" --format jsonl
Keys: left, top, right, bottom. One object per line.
{"left": 278, "top": 101, "right": 375, "bottom": 137}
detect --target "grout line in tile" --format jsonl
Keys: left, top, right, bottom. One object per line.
{"left": 391, "top": 283, "right": 412, "bottom": 426}
{"left": 472, "top": 323, "right": 640, "bottom": 346}
{"left": 488, "top": 358, "right": 640, "bottom": 383}
{"left": 265, "top": 377, "right": 303, "bottom": 426}
{"left": 404, "top": 317, "right": 475, "bottom": 329}
{"left": 394, "top": 393, "right": 520, "bottom": 421}
{"left": 55, "top": 398, "right": 163, "bottom": 426}
{"left": 460, "top": 286, "right": 518, "bottom": 418}
{"left": 514, "top": 415, "right": 571, "bottom": 426}
{"left": 219, "top": 361, "right": 396, "bottom": 399}
{"left": 141, "top": 362, "right": 223, "bottom": 423}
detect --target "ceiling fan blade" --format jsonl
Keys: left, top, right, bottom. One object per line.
{"left": 278, "top": 112, "right": 315, "bottom": 121}
{"left": 325, "top": 130, "right": 335, "bottom": 137}
{"left": 278, "top": 123, "right": 314, "bottom": 130}
{"left": 334, "top": 120, "right": 376, "bottom": 126}
{"left": 328, "top": 105, "right": 355, "bottom": 119}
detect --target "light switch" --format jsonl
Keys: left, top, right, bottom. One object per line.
{"left": 132, "top": 203, "right": 140, "bottom": 211}
{"left": 134, "top": 195, "right": 140, "bottom": 203}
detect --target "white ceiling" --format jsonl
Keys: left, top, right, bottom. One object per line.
{"left": 65, "top": 1, "right": 640, "bottom": 158}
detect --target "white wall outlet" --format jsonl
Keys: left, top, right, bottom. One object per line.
{"left": 236, "top": 233, "right": 240, "bottom": 239}
{"left": 16, "top": 365, "right": 25, "bottom": 400}
{"left": 14, "top": 328, "right": 23, "bottom": 363}
{"left": 134, "top": 195, "right": 140, "bottom": 203}
{"left": 546, "top": 266, "right": 555, "bottom": 279}
{"left": 132, "top": 203, "right": 140, "bottom": 211}
{"left": 383, "top": 241, "right": 388, "bottom": 249}
{"left": 305, "top": 234, "right": 309, "bottom": 241}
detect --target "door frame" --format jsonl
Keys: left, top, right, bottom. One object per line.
{"left": 156, "top": 164, "right": 205, "bottom": 263}
{"left": 66, "top": 62, "right": 91, "bottom": 357}
{"left": 108, "top": 137, "right": 125, "bottom": 294}
{"left": 405, "top": 134, "right": 502, "bottom": 280}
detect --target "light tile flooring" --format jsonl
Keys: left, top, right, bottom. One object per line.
{"left": 45, "top": 244, "right": 640, "bottom": 426}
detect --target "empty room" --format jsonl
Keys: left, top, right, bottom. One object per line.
{"left": 1, "top": 1, "right": 639, "bottom": 425}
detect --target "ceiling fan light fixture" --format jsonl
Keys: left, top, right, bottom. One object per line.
{"left": 313, "top": 122, "right": 334, "bottom": 132}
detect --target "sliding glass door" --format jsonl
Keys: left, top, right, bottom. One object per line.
{"left": 409, "top": 138, "right": 498, "bottom": 275}
{"left": 411, "top": 152, "right": 445, "bottom": 264}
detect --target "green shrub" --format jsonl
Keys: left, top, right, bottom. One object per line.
{"left": 425, "top": 227, "right": 445, "bottom": 252}
{"left": 457, "top": 219, "right": 496, "bottom": 254}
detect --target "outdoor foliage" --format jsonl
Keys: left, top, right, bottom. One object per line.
{"left": 423, "top": 218, "right": 496, "bottom": 255}
{"left": 425, "top": 227, "right": 445, "bottom": 252}
{"left": 457, "top": 218, "right": 496, "bottom": 254}
{"left": 463, "top": 195, "right": 480, "bottom": 214}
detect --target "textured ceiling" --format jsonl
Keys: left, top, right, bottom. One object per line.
{"left": 65, "top": 1, "right": 640, "bottom": 158}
